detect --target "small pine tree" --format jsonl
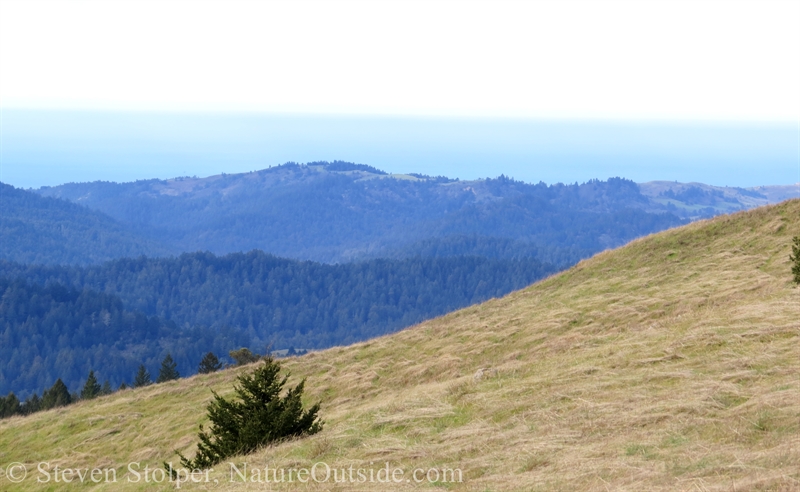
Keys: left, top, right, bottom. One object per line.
{"left": 173, "top": 356, "right": 322, "bottom": 470}
{"left": 134, "top": 365, "right": 152, "bottom": 388}
{"left": 81, "top": 370, "right": 102, "bottom": 400}
{"left": 118, "top": 382, "right": 128, "bottom": 391}
{"left": 101, "top": 380, "right": 113, "bottom": 395}
{"left": 198, "top": 352, "right": 222, "bottom": 374}
{"left": 790, "top": 236, "right": 800, "bottom": 285}
{"left": 41, "top": 379, "right": 72, "bottom": 409}
{"left": 0, "top": 392, "right": 21, "bottom": 418}
{"left": 22, "top": 393, "right": 41, "bottom": 415}
{"left": 157, "top": 354, "right": 180, "bottom": 383}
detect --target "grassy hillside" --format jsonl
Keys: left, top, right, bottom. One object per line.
{"left": 1, "top": 200, "right": 798, "bottom": 491}
{"left": 638, "top": 181, "right": 799, "bottom": 219}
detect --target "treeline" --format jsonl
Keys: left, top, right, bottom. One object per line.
{"left": 0, "top": 350, "right": 233, "bottom": 420}
{"left": 0, "top": 251, "right": 555, "bottom": 356}
{"left": 0, "top": 277, "right": 250, "bottom": 398}
{"left": 1, "top": 377, "right": 75, "bottom": 418}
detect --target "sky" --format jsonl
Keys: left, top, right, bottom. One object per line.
{"left": 1, "top": 0, "right": 799, "bottom": 187}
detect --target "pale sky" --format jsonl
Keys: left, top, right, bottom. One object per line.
{"left": 1, "top": 0, "right": 799, "bottom": 121}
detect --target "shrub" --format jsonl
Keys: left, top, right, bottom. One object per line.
{"left": 790, "top": 236, "right": 800, "bottom": 284}
{"left": 172, "top": 356, "right": 322, "bottom": 470}
{"left": 229, "top": 348, "right": 260, "bottom": 366}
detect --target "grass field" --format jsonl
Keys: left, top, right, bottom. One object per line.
{"left": 1, "top": 200, "right": 798, "bottom": 491}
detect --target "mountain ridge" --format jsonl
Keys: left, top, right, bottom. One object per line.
{"left": 0, "top": 182, "right": 172, "bottom": 265}
{"left": 34, "top": 162, "right": 687, "bottom": 265}
{"left": 33, "top": 162, "right": 796, "bottom": 266}
{"left": 8, "top": 162, "right": 794, "bottom": 268}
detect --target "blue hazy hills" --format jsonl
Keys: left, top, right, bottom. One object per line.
{"left": 27, "top": 163, "right": 683, "bottom": 266}
{"left": 1, "top": 111, "right": 797, "bottom": 400}
{"left": 3, "top": 160, "right": 796, "bottom": 267}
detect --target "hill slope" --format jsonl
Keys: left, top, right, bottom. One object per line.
{"left": 638, "top": 180, "right": 799, "bottom": 218}
{"left": 0, "top": 182, "right": 171, "bottom": 265}
{"left": 36, "top": 163, "right": 686, "bottom": 265}
{"left": 1, "top": 200, "right": 798, "bottom": 491}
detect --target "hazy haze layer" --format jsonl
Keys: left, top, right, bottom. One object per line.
{"left": 2, "top": 110, "right": 797, "bottom": 189}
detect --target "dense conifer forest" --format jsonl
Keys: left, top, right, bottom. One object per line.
{"left": 0, "top": 276, "right": 247, "bottom": 398}
{"left": 0, "top": 251, "right": 554, "bottom": 397}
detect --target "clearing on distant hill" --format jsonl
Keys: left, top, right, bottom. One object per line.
{"left": 1, "top": 200, "right": 797, "bottom": 491}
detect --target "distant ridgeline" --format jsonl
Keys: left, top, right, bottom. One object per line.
{"left": 0, "top": 182, "right": 171, "bottom": 265}
{"left": 3, "top": 162, "right": 783, "bottom": 398}
{"left": 32, "top": 162, "right": 691, "bottom": 266}
{"left": 0, "top": 250, "right": 555, "bottom": 396}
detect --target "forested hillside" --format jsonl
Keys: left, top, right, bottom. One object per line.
{"left": 36, "top": 163, "right": 686, "bottom": 265}
{"left": 0, "top": 277, "right": 248, "bottom": 398}
{"left": 0, "top": 250, "right": 555, "bottom": 368}
{"left": 0, "top": 182, "right": 170, "bottom": 264}
{"left": 6, "top": 163, "right": 791, "bottom": 268}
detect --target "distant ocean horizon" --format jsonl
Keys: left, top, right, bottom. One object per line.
{"left": 1, "top": 109, "right": 798, "bottom": 189}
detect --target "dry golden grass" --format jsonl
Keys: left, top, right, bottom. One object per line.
{"left": 1, "top": 200, "right": 799, "bottom": 491}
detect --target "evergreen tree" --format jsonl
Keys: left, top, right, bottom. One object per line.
{"left": 81, "top": 370, "right": 102, "bottom": 400}
{"left": 157, "top": 353, "right": 180, "bottom": 383}
{"left": 22, "top": 393, "right": 41, "bottom": 415}
{"left": 198, "top": 352, "right": 222, "bottom": 374}
{"left": 134, "top": 365, "right": 152, "bottom": 388}
{"left": 1, "top": 392, "right": 20, "bottom": 418}
{"left": 118, "top": 382, "right": 128, "bottom": 391}
{"left": 101, "top": 380, "right": 113, "bottom": 395}
{"left": 790, "top": 236, "right": 800, "bottom": 284}
{"left": 41, "top": 379, "right": 72, "bottom": 409}
{"left": 173, "top": 356, "right": 322, "bottom": 470}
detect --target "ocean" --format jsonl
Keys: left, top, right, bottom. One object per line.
{"left": 1, "top": 109, "right": 797, "bottom": 188}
